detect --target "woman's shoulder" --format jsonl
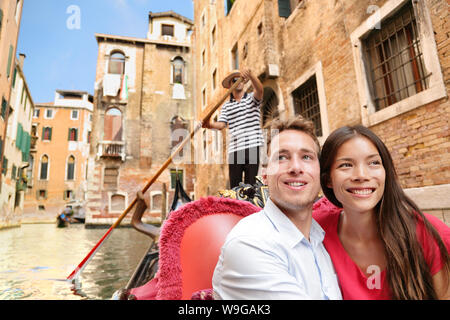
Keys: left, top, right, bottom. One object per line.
{"left": 312, "top": 197, "right": 341, "bottom": 228}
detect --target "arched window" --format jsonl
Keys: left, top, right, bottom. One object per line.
{"left": 262, "top": 87, "right": 279, "bottom": 127}
{"left": 104, "top": 108, "right": 123, "bottom": 141}
{"left": 67, "top": 155, "right": 75, "bottom": 180}
{"left": 40, "top": 155, "right": 49, "bottom": 180}
{"left": 108, "top": 51, "right": 125, "bottom": 75}
{"left": 172, "top": 57, "right": 185, "bottom": 84}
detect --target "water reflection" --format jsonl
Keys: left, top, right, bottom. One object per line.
{"left": 0, "top": 223, "right": 152, "bottom": 300}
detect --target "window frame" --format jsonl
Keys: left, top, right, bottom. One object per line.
{"left": 350, "top": 0, "right": 447, "bottom": 127}
{"left": 287, "top": 61, "right": 330, "bottom": 145}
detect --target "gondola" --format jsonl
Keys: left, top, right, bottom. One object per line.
{"left": 112, "top": 176, "right": 269, "bottom": 300}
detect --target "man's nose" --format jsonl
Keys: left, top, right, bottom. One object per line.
{"left": 288, "top": 157, "right": 304, "bottom": 174}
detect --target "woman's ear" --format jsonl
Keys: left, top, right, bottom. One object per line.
{"left": 326, "top": 177, "right": 333, "bottom": 189}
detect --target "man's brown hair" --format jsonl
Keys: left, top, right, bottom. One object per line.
{"left": 265, "top": 115, "right": 321, "bottom": 158}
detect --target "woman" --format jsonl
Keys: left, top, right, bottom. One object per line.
{"left": 313, "top": 125, "right": 449, "bottom": 299}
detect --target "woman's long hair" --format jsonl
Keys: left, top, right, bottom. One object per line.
{"left": 320, "top": 125, "right": 449, "bottom": 299}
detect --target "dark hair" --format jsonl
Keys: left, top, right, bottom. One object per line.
{"left": 320, "top": 125, "right": 449, "bottom": 300}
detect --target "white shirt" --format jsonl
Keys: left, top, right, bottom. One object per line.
{"left": 212, "top": 198, "right": 342, "bottom": 300}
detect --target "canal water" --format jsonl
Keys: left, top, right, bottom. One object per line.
{"left": 0, "top": 223, "right": 152, "bottom": 300}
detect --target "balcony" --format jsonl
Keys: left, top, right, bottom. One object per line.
{"left": 30, "top": 135, "right": 38, "bottom": 152}
{"left": 97, "top": 141, "right": 125, "bottom": 161}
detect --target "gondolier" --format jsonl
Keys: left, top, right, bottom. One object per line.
{"left": 203, "top": 69, "right": 264, "bottom": 188}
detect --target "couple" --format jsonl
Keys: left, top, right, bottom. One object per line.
{"left": 212, "top": 115, "right": 450, "bottom": 300}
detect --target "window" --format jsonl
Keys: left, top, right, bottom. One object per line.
{"left": 150, "top": 191, "right": 163, "bottom": 212}
{"left": 110, "top": 193, "right": 126, "bottom": 212}
{"left": 172, "top": 57, "right": 184, "bottom": 84}
{"left": 364, "top": 2, "right": 428, "bottom": 111}
{"left": 108, "top": 51, "right": 125, "bottom": 75}
{"left": 42, "top": 127, "right": 52, "bottom": 141}
{"left": 40, "top": 155, "right": 49, "bottom": 180}
{"left": 161, "top": 24, "right": 174, "bottom": 37}
{"left": 231, "top": 43, "right": 239, "bottom": 69}
{"left": 292, "top": 76, "right": 322, "bottom": 137}
{"left": 278, "top": 0, "right": 302, "bottom": 18}
{"left": 212, "top": 69, "right": 217, "bottom": 91}
{"left": 351, "top": 0, "right": 446, "bottom": 126}
{"left": 63, "top": 190, "right": 74, "bottom": 200}
{"left": 257, "top": 22, "right": 263, "bottom": 36}
{"left": 71, "top": 110, "right": 79, "bottom": 120}
{"left": 202, "top": 88, "right": 207, "bottom": 109}
{"left": 66, "top": 156, "right": 75, "bottom": 180}
{"left": 68, "top": 128, "right": 78, "bottom": 141}
{"left": 104, "top": 167, "right": 119, "bottom": 189}
{"left": 33, "top": 109, "right": 40, "bottom": 118}
{"left": 11, "top": 165, "right": 16, "bottom": 180}
{"left": 1, "top": 97, "right": 7, "bottom": 119}
{"left": 7, "top": 45, "right": 13, "bottom": 78}
{"left": 44, "top": 109, "right": 53, "bottom": 119}
{"left": 170, "top": 169, "right": 183, "bottom": 190}
{"left": 226, "top": 0, "right": 234, "bottom": 15}
{"left": 2, "top": 156, "right": 7, "bottom": 175}
{"left": 211, "top": 25, "right": 216, "bottom": 46}
{"left": 38, "top": 190, "right": 47, "bottom": 200}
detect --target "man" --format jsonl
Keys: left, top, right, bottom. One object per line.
{"left": 212, "top": 116, "right": 342, "bottom": 299}
{"left": 203, "top": 69, "right": 264, "bottom": 188}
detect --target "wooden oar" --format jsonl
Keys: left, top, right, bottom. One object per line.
{"left": 66, "top": 76, "right": 244, "bottom": 281}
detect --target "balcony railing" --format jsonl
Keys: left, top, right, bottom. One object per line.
{"left": 97, "top": 141, "right": 126, "bottom": 161}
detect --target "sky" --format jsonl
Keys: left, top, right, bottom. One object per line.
{"left": 17, "top": 0, "right": 194, "bottom": 103}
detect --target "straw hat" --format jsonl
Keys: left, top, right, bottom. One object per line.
{"left": 222, "top": 70, "right": 242, "bottom": 89}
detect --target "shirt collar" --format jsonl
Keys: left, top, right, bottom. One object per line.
{"left": 264, "top": 197, "right": 325, "bottom": 248}
{"left": 230, "top": 92, "right": 248, "bottom": 102}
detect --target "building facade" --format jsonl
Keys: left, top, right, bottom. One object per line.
{"left": 23, "top": 90, "right": 93, "bottom": 219}
{"left": 0, "top": 55, "right": 34, "bottom": 229}
{"left": 193, "top": 0, "right": 449, "bottom": 224}
{"left": 86, "top": 11, "right": 195, "bottom": 226}
{"left": 0, "top": 0, "right": 24, "bottom": 228}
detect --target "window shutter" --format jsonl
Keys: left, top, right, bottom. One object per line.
{"left": 49, "top": 127, "right": 52, "bottom": 140}
{"left": 278, "top": 0, "right": 291, "bottom": 18}
{"left": 75, "top": 129, "right": 78, "bottom": 141}
{"left": 7, "top": 45, "right": 13, "bottom": 78}
{"left": 68, "top": 128, "right": 71, "bottom": 141}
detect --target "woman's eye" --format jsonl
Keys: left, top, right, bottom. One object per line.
{"left": 337, "top": 163, "right": 352, "bottom": 168}
{"left": 369, "top": 160, "right": 382, "bottom": 166}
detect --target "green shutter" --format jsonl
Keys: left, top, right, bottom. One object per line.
{"left": 1, "top": 97, "right": 7, "bottom": 118}
{"left": 16, "top": 123, "right": 23, "bottom": 149}
{"left": 12, "top": 68, "right": 17, "bottom": 88}
{"left": 7, "top": 45, "right": 13, "bottom": 78}
{"left": 49, "top": 127, "right": 52, "bottom": 140}
{"left": 68, "top": 128, "right": 71, "bottom": 141}
{"left": 75, "top": 128, "right": 78, "bottom": 141}
{"left": 278, "top": 0, "right": 291, "bottom": 18}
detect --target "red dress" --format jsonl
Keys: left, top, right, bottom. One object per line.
{"left": 313, "top": 198, "right": 450, "bottom": 300}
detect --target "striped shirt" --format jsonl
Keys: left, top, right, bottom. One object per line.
{"left": 218, "top": 92, "right": 264, "bottom": 153}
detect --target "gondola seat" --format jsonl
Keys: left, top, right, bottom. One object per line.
{"left": 129, "top": 196, "right": 261, "bottom": 300}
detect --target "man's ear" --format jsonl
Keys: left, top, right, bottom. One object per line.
{"left": 261, "top": 166, "right": 268, "bottom": 185}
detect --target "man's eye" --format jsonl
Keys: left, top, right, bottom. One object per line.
{"left": 303, "top": 155, "right": 313, "bottom": 160}
{"left": 278, "top": 155, "right": 287, "bottom": 160}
